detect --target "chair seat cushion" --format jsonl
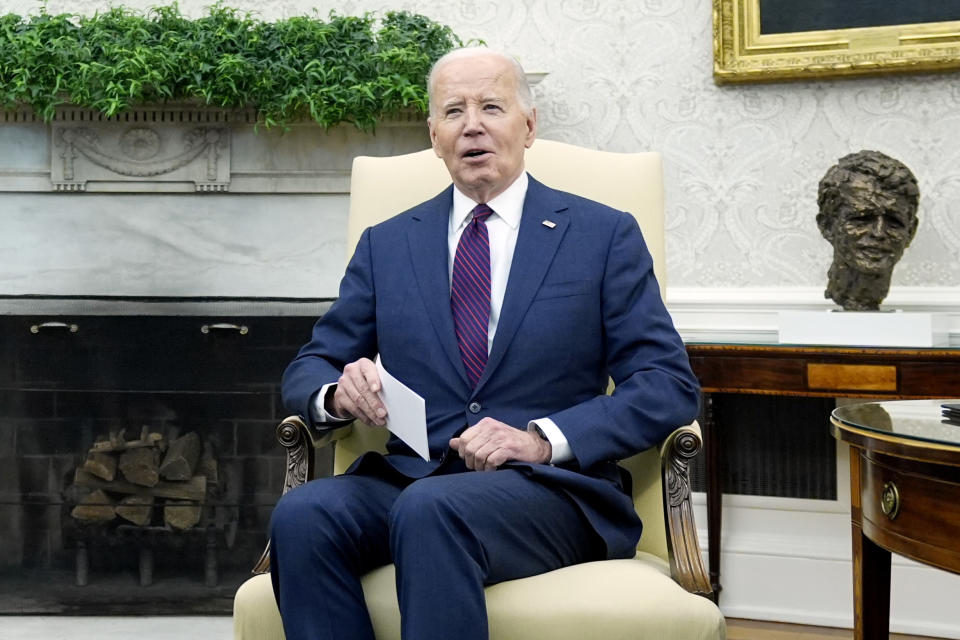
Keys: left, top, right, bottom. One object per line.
{"left": 234, "top": 552, "right": 725, "bottom": 640}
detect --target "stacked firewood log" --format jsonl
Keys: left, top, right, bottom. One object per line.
{"left": 69, "top": 427, "right": 218, "bottom": 530}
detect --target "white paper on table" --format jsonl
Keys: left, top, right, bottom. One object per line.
{"left": 375, "top": 355, "right": 429, "bottom": 460}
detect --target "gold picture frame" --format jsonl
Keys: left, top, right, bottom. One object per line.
{"left": 713, "top": 0, "right": 960, "bottom": 84}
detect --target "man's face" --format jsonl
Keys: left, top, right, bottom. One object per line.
{"left": 824, "top": 176, "right": 918, "bottom": 275}
{"left": 428, "top": 54, "right": 537, "bottom": 203}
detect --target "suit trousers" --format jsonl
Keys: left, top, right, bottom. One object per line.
{"left": 269, "top": 460, "right": 603, "bottom": 640}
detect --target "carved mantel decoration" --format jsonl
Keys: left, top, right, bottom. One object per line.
{"left": 51, "top": 107, "right": 234, "bottom": 192}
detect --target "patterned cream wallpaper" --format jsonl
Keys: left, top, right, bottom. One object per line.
{"left": 10, "top": 0, "right": 960, "bottom": 289}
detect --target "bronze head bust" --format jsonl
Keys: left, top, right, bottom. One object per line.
{"left": 816, "top": 150, "right": 920, "bottom": 311}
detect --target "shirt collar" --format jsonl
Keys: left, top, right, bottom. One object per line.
{"left": 450, "top": 171, "right": 528, "bottom": 232}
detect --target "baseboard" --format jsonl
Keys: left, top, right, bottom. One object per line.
{"left": 691, "top": 492, "right": 960, "bottom": 638}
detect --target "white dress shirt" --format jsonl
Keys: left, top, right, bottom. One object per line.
{"left": 314, "top": 171, "right": 572, "bottom": 464}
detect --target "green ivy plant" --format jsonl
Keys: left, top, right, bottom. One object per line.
{"left": 0, "top": 3, "right": 465, "bottom": 129}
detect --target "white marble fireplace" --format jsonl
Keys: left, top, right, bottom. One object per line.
{"left": 0, "top": 105, "right": 430, "bottom": 613}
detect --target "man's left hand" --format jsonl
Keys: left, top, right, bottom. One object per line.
{"left": 449, "top": 418, "right": 551, "bottom": 471}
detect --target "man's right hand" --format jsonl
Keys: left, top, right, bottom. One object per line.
{"left": 330, "top": 358, "right": 387, "bottom": 426}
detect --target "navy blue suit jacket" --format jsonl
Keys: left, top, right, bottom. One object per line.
{"left": 282, "top": 175, "right": 700, "bottom": 559}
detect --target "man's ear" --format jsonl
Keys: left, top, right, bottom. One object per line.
{"left": 524, "top": 107, "right": 538, "bottom": 149}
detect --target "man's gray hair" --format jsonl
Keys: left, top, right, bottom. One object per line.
{"left": 427, "top": 47, "right": 534, "bottom": 118}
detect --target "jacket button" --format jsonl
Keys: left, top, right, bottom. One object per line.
{"left": 468, "top": 402, "right": 481, "bottom": 414}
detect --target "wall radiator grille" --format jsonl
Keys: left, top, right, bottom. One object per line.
{"left": 691, "top": 395, "right": 838, "bottom": 500}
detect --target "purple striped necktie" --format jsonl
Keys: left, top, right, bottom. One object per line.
{"left": 451, "top": 203, "right": 494, "bottom": 389}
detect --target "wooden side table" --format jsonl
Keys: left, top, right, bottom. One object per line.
{"left": 685, "top": 343, "right": 960, "bottom": 600}
{"left": 831, "top": 399, "right": 960, "bottom": 639}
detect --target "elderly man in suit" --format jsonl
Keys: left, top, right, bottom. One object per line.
{"left": 270, "top": 47, "right": 699, "bottom": 640}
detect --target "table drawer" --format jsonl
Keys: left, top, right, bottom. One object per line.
{"left": 807, "top": 363, "right": 897, "bottom": 392}
{"left": 860, "top": 452, "right": 960, "bottom": 572}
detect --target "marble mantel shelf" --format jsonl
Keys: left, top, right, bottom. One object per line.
{"left": 0, "top": 295, "right": 335, "bottom": 317}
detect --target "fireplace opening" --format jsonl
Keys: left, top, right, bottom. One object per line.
{"left": 0, "top": 312, "right": 327, "bottom": 614}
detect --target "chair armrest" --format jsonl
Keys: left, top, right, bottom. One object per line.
{"left": 251, "top": 415, "right": 354, "bottom": 574}
{"left": 276, "top": 415, "right": 355, "bottom": 492}
{"left": 660, "top": 421, "right": 712, "bottom": 596}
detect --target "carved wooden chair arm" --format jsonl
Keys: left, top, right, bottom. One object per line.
{"left": 277, "top": 416, "right": 355, "bottom": 490}
{"left": 660, "top": 421, "right": 712, "bottom": 596}
{"left": 252, "top": 416, "right": 354, "bottom": 574}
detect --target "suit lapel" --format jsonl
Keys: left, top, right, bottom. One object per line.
{"left": 476, "top": 177, "right": 569, "bottom": 391}
{"left": 406, "top": 187, "right": 471, "bottom": 387}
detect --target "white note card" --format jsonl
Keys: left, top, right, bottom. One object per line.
{"left": 375, "top": 355, "right": 429, "bottom": 460}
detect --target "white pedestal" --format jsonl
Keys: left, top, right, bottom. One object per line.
{"left": 778, "top": 310, "right": 949, "bottom": 347}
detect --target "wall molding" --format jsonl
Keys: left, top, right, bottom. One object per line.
{"left": 667, "top": 286, "right": 960, "bottom": 346}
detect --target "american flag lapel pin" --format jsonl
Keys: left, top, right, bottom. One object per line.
{"left": 542, "top": 219, "right": 556, "bottom": 229}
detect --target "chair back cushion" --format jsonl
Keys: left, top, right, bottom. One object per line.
{"left": 348, "top": 139, "right": 664, "bottom": 295}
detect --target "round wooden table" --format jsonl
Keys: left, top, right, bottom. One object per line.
{"left": 831, "top": 399, "right": 960, "bottom": 640}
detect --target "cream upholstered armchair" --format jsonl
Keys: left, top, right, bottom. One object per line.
{"left": 233, "top": 140, "right": 726, "bottom": 640}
